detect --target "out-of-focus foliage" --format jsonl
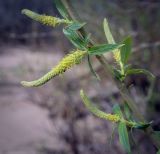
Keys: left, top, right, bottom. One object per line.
{"left": 1, "top": 0, "right": 160, "bottom": 45}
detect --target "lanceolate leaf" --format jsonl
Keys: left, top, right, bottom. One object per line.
{"left": 124, "top": 103, "right": 132, "bottom": 120}
{"left": 63, "top": 27, "right": 86, "bottom": 49}
{"left": 84, "top": 33, "right": 91, "bottom": 47}
{"left": 113, "top": 104, "right": 131, "bottom": 153}
{"left": 67, "top": 22, "right": 86, "bottom": 31}
{"left": 113, "top": 68, "right": 123, "bottom": 81}
{"left": 113, "top": 104, "right": 123, "bottom": 118}
{"left": 120, "top": 36, "right": 132, "bottom": 64}
{"left": 54, "top": 0, "right": 69, "bottom": 19}
{"left": 126, "top": 68, "right": 155, "bottom": 101}
{"left": 126, "top": 68, "right": 155, "bottom": 79}
{"left": 103, "top": 18, "right": 115, "bottom": 44}
{"left": 118, "top": 122, "right": 131, "bottom": 154}
{"left": 134, "top": 122, "right": 151, "bottom": 130}
{"left": 88, "top": 43, "right": 123, "bottom": 55}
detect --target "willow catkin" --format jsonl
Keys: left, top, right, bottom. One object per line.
{"left": 80, "top": 90, "right": 120, "bottom": 122}
{"left": 21, "top": 50, "right": 87, "bottom": 87}
{"left": 22, "top": 9, "right": 66, "bottom": 27}
{"left": 113, "top": 49, "right": 121, "bottom": 63}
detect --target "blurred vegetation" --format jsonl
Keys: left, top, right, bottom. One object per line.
{"left": 1, "top": 1, "right": 160, "bottom": 46}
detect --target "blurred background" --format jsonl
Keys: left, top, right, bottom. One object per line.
{"left": 0, "top": 0, "right": 160, "bottom": 154}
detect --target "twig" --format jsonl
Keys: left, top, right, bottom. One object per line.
{"left": 60, "top": 0, "right": 160, "bottom": 149}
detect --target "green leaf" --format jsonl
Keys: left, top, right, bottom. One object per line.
{"left": 54, "top": 0, "right": 69, "bottom": 19}
{"left": 84, "top": 33, "right": 91, "bottom": 47}
{"left": 124, "top": 64, "right": 132, "bottom": 72}
{"left": 120, "top": 36, "right": 132, "bottom": 64}
{"left": 113, "top": 68, "right": 123, "bottom": 81}
{"left": 87, "top": 55, "right": 100, "bottom": 80}
{"left": 126, "top": 68, "right": 155, "bottom": 79}
{"left": 112, "top": 104, "right": 123, "bottom": 118}
{"left": 126, "top": 68, "right": 155, "bottom": 101}
{"left": 63, "top": 27, "right": 86, "bottom": 49}
{"left": 118, "top": 122, "right": 131, "bottom": 154}
{"left": 67, "top": 22, "right": 86, "bottom": 31}
{"left": 123, "top": 103, "right": 132, "bottom": 120}
{"left": 103, "top": 18, "right": 115, "bottom": 44}
{"left": 88, "top": 43, "right": 123, "bottom": 55}
{"left": 134, "top": 122, "right": 151, "bottom": 130}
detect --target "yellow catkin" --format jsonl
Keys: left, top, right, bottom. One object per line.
{"left": 21, "top": 50, "right": 87, "bottom": 87}
{"left": 104, "top": 114, "right": 120, "bottom": 122}
{"left": 22, "top": 9, "right": 64, "bottom": 27}
{"left": 113, "top": 49, "right": 121, "bottom": 63}
{"left": 80, "top": 90, "right": 120, "bottom": 123}
{"left": 36, "top": 15, "right": 60, "bottom": 27}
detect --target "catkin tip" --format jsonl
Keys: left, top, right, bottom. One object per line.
{"left": 21, "top": 9, "right": 27, "bottom": 14}
{"left": 21, "top": 81, "right": 30, "bottom": 87}
{"left": 80, "top": 89, "right": 84, "bottom": 96}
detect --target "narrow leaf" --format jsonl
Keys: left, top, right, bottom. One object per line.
{"left": 126, "top": 68, "right": 155, "bottom": 101}
{"left": 63, "top": 28, "right": 86, "bottom": 49}
{"left": 88, "top": 43, "right": 123, "bottom": 55}
{"left": 120, "top": 36, "right": 132, "bottom": 64}
{"left": 54, "top": 0, "right": 69, "bottom": 19}
{"left": 157, "top": 149, "right": 160, "bottom": 154}
{"left": 112, "top": 104, "right": 123, "bottom": 118}
{"left": 67, "top": 22, "right": 86, "bottom": 31}
{"left": 118, "top": 122, "right": 131, "bottom": 154}
{"left": 103, "top": 18, "right": 121, "bottom": 64}
{"left": 134, "top": 122, "right": 151, "bottom": 130}
{"left": 84, "top": 33, "right": 91, "bottom": 47}
{"left": 113, "top": 68, "right": 123, "bottom": 81}
{"left": 103, "top": 18, "right": 115, "bottom": 43}
{"left": 87, "top": 55, "right": 100, "bottom": 80}
{"left": 126, "top": 68, "right": 155, "bottom": 79}
{"left": 124, "top": 103, "right": 132, "bottom": 120}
